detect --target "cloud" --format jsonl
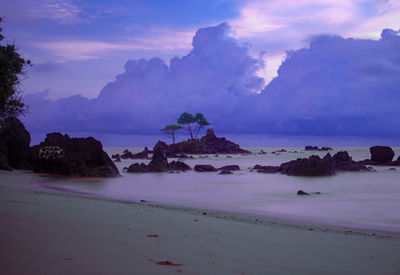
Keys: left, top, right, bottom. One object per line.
{"left": 22, "top": 24, "right": 400, "bottom": 138}
{"left": 26, "top": 0, "right": 82, "bottom": 24}
{"left": 24, "top": 23, "right": 265, "bottom": 133}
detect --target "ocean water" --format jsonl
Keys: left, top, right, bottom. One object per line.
{"left": 34, "top": 146, "right": 400, "bottom": 232}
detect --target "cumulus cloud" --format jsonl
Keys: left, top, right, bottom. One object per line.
{"left": 24, "top": 23, "right": 265, "bottom": 134}
{"left": 22, "top": 24, "right": 400, "bottom": 138}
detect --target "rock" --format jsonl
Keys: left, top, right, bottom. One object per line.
{"left": 194, "top": 164, "right": 217, "bottom": 172}
{"left": 31, "top": 133, "right": 119, "bottom": 177}
{"left": 370, "top": 146, "right": 395, "bottom": 164}
{"left": 217, "top": 165, "right": 240, "bottom": 171}
{"left": 258, "top": 150, "right": 267, "bottom": 154}
{"left": 154, "top": 128, "right": 250, "bottom": 155}
{"left": 112, "top": 154, "right": 121, "bottom": 162}
{"left": 121, "top": 150, "right": 135, "bottom": 159}
{"left": 305, "top": 146, "right": 333, "bottom": 151}
{"left": 256, "top": 165, "right": 281, "bottom": 174}
{"left": 126, "top": 163, "right": 149, "bottom": 173}
{"left": 388, "top": 168, "right": 396, "bottom": 171}
{"left": 219, "top": 170, "right": 233, "bottom": 174}
{"left": 148, "top": 147, "right": 169, "bottom": 172}
{"left": 280, "top": 155, "right": 335, "bottom": 176}
{"left": 297, "top": 190, "right": 310, "bottom": 195}
{"left": 0, "top": 138, "right": 11, "bottom": 170}
{"left": 168, "top": 161, "right": 191, "bottom": 171}
{"left": 121, "top": 149, "right": 149, "bottom": 159}
{"left": 0, "top": 117, "right": 31, "bottom": 170}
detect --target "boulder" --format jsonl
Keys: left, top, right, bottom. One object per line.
{"left": 126, "top": 163, "right": 149, "bottom": 173}
{"left": 168, "top": 161, "right": 191, "bottom": 171}
{"left": 280, "top": 155, "right": 335, "bottom": 176}
{"left": 370, "top": 146, "right": 395, "bottom": 164}
{"left": 194, "top": 164, "right": 217, "bottom": 172}
{"left": 0, "top": 117, "right": 31, "bottom": 169}
{"left": 148, "top": 147, "right": 169, "bottom": 172}
{"left": 256, "top": 165, "right": 281, "bottom": 174}
{"left": 297, "top": 190, "right": 310, "bottom": 195}
{"left": 31, "top": 133, "right": 119, "bottom": 177}
{"left": 217, "top": 165, "right": 240, "bottom": 171}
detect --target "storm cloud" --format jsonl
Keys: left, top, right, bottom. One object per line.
{"left": 23, "top": 24, "right": 400, "bottom": 138}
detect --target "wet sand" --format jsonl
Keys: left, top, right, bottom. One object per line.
{"left": 1, "top": 171, "right": 400, "bottom": 274}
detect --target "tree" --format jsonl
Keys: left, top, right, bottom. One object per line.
{"left": 177, "top": 112, "right": 196, "bottom": 139}
{"left": 161, "top": 124, "right": 182, "bottom": 144}
{"left": 177, "top": 112, "right": 210, "bottom": 140}
{"left": 193, "top": 113, "right": 210, "bottom": 139}
{"left": 0, "top": 17, "right": 30, "bottom": 123}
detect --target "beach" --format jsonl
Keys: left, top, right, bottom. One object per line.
{"left": 1, "top": 170, "right": 400, "bottom": 274}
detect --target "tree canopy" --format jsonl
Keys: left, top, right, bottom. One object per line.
{"left": 0, "top": 17, "right": 30, "bottom": 123}
{"left": 161, "top": 124, "right": 182, "bottom": 144}
{"left": 177, "top": 112, "right": 210, "bottom": 140}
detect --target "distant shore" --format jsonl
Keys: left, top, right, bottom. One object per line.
{"left": 1, "top": 170, "right": 400, "bottom": 274}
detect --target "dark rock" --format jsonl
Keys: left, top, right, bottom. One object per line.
{"left": 0, "top": 117, "right": 31, "bottom": 170}
{"left": 219, "top": 170, "right": 233, "bottom": 174}
{"left": 256, "top": 165, "right": 281, "bottom": 174}
{"left": 168, "top": 160, "right": 191, "bottom": 171}
{"left": 388, "top": 168, "right": 397, "bottom": 171}
{"left": 148, "top": 147, "right": 169, "bottom": 172}
{"left": 217, "top": 165, "right": 240, "bottom": 171}
{"left": 31, "top": 133, "right": 119, "bottom": 177}
{"left": 297, "top": 190, "right": 310, "bottom": 195}
{"left": 370, "top": 146, "right": 395, "bottom": 164}
{"left": 121, "top": 149, "right": 149, "bottom": 159}
{"left": 194, "top": 164, "right": 217, "bottom": 172}
{"left": 258, "top": 150, "right": 267, "bottom": 154}
{"left": 126, "top": 163, "right": 149, "bottom": 173}
{"left": 305, "top": 146, "right": 333, "bottom": 151}
{"left": 112, "top": 154, "right": 121, "bottom": 162}
{"left": 154, "top": 128, "right": 250, "bottom": 155}
{"left": 280, "top": 155, "right": 335, "bottom": 176}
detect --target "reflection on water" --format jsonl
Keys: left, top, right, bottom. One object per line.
{"left": 36, "top": 146, "right": 400, "bottom": 232}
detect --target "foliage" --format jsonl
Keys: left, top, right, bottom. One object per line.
{"left": 177, "top": 112, "right": 210, "bottom": 140}
{"left": 161, "top": 124, "right": 182, "bottom": 144}
{"left": 0, "top": 17, "right": 30, "bottom": 123}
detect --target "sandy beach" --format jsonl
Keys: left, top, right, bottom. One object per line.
{"left": 1, "top": 170, "right": 400, "bottom": 275}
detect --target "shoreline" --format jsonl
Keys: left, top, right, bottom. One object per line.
{"left": 1, "top": 172, "right": 400, "bottom": 274}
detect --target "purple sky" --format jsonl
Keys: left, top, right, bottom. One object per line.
{"left": 1, "top": 0, "right": 400, "bottom": 138}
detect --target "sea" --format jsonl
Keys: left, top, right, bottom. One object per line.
{"left": 30, "top": 133, "right": 400, "bottom": 233}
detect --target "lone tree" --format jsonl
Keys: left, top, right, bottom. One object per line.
{"left": 161, "top": 124, "right": 182, "bottom": 144}
{"left": 177, "top": 112, "right": 210, "bottom": 140}
{"left": 177, "top": 112, "right": 196, "bottom": 139}
{"left": 0, "top": 17, "right": 30, "bottom": 124}
{"left": 193, "top": 113, "right": 210, "bottom": 139}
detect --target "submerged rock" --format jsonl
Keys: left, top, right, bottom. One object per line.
{"left": 280, "top": 155, "right": 335, "bottom": 176}
{"left": 194, "top": 164, "right": 217, "bottom": 172}
{"left": 169, "top": 160, "right": 191, "bottom": 171}
{"left": 305, "top": 146, "right": 333, "bottom": 151}
{"left": 218, "top": 165, "right": 240, "bottom": 171}
{"left": 148, "top": 147, "right": 169, "bottom": 172}
{"left": 297, "top": 190, "right": 310, "bottom": 195}
{"left": 127, "top": 163, "right": 148, "bottom": 173}
{"left": 219, "top": 170, "right": 233, "bottom": 174}
{"left": 31, "top": 133, "right": 119, "bottom": 177}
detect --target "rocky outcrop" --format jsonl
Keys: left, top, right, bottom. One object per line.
{"left": 254, "top": 151, "right": 370, "bottom": 176}
{"left": 297, "top": 190, "right": 310, "bottom": 195}
{"left": 370, "top": 146, "right": 395, "bottom": 164}
{"left": 154, "top": 128, "right": 250, "bottom": 156}
{"left": 121, "top": 149, "right": 149, "bottom": 159}
{"left": 194, "top": 164, "right": 217, "bottom": 172}
{"left": 217, "top": 165, "right": 240, "bottom": 171}
{"left": 126, "top": 148, "right": 191, "bottom": 173}
{"left": 168, "top": 161, "right": 191, "bottom": 171}
{"left": 0, "top": 117, "right": 31, "bottom": 170}
{"left": 31, "top": 133, "right": 119, "bottom": 177}
{"left": 305, "top": 146, "right": 333, "bottom": 151}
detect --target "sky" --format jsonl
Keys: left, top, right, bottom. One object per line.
{"left": 1, "top": 0, "right": 400, "bottom": 138}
